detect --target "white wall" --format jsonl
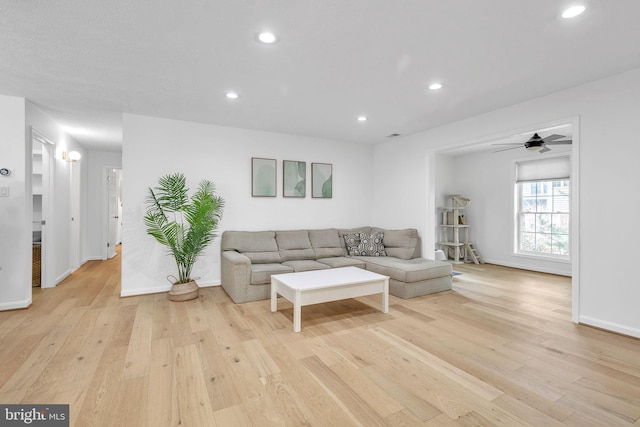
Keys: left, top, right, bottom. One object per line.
{"left": 446, "top": 147, "right": 572, "bottom": 276}
{"left": 0, "top": 95, "right": 30, "bottom": 310}
{"left": 434, "top": 154, "right": 456, "bottom": 209}
{"left": 85, "top": 150, "right": 122, "bottom": 261}
{"left": 373, "top": 67, "right": 640, "bottom": 338}
{"left": 121, "top": 114, "right": 374, "bottom": 297}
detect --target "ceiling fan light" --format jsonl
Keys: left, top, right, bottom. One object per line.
{"left": 526, "top": 145, "right": 544, "bottom": 152}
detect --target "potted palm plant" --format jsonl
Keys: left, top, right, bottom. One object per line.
{"left": 144, "top": 173, "right": 225, "bottom": 301}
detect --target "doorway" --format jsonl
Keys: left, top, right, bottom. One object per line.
{"left": 31, "top": 128, "right": 54, "bottom": 288}
{"left": 104, "top": 167, "right": 122, "bottom": 260}
{"left": 425, "top": 117, "right": 580, "bottom": 322}
{"left": 70, "top": 160, "right": 81, "bottom": 271}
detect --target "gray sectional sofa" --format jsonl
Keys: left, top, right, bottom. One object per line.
{"left": 220, "top": 227, "right": 452, "bottom": 303}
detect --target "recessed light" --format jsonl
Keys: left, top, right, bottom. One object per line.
{"left": 561, "top": 5, "right": 586, "bottom": 18}
{"left": 226, "top": 92, "right": 239, "bottom": 99}
{"left": 257, "top": 32, "right": 277, "bottom": 44}
{"left": 429, "top": 83, "right": 443, "bottom": 90}
{"left": 357, "top": 116, "right": 367, "bottom": 122}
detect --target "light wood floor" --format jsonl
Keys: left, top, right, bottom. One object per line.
{"left": 2, "top": 254, "right": 640, "bottom": 426}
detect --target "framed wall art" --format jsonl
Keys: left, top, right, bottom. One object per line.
{"left": 252, "top": 157, "right": 277, "bottom": 197}
{"left": 311, "top": 162, "right": 332, "bottom": 198}
{"left": 283, "top": 160, "right": 306, "bottom": 198}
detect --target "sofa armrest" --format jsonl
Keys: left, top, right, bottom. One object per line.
{"left": 222, "top": 250, "right": 251, "bottom": 266}
{"left": 221, "top": 251, "right": 252, "bottom": 303}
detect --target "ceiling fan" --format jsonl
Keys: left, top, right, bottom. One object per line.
{"left": 493, "top": 133, "right": 572, "bottom": 154}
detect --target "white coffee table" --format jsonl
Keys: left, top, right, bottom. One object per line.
{"left": 270, "top": 266, "right": 389, "bottom": 332}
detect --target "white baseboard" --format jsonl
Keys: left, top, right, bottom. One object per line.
{"left": 579, "top": 315, "right": 640, "bottom": 339}
{"left": 483, "top": 258, "right": 571, "bottom": 277}
{"left": 0, "top": 298, "right": 32, "bottom": 311}
{"left": 82, "top": 256, "right": 103, "bottom": 263}
{"left": 196, "top": 280, "right": 221, "bottom": 288}
{"left": 120, "top": 280, "right": 221, "bottom": 297}
{"left": 54, "top": 270, "right": 72, "bottom": 286}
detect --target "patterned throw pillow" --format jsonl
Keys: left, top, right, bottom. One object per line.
{"left": 343, "top": 233, "right": 361, "bottom": 256}
{"left": 356, "top": 232, "right": 387, "bottom": 256}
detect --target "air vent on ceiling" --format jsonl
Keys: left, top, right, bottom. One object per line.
{"left": 386, "top": 133, "right": 401, "bottom": 138}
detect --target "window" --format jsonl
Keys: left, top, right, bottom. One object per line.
{"left": 518, "top": 180, "right": 569, "bottom": 256}
{"left": 516, "top": 156, "right": 570, "bottom": 258}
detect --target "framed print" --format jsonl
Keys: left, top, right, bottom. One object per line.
{"left": 311, "top": 162, "right": 332, "bottom": 198}
{"left": 283, "top": 160, "right": 306, "bottom": 198}
{"left": 252, "top": 157, "right": 276, "bottom": 197}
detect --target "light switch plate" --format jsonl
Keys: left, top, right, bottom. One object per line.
{"left": 0, "top": 186, "right": 9, "bottom": 197}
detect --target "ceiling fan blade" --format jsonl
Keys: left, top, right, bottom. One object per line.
{"left": 539, "top": 146, "right": 551, "bottom": 153}
{"left": 492, "top": 146, "right": 522, "bottom": 153}
{"left": 546, "top": 140, "right": 572, "bottom": 145}
{"left": 492, "top": 143, "right": 522, "bottom": 146}
{"left": 541, "top": 134, "right": 565, "bottom": 143}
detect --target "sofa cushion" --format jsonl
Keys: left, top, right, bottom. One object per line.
{"left": 354, "top": 232, "right": 387, "bottom": 256}
{"left": 243, "top": 251, "right": 281, "bottom": 264}
{"left": 339, "top": 227, "right": 372, "bottom": 251}
{"left": 250, "top": 263, "right": 294, "bottom": 285}
{"left": 317, "top": 257, "right": 367, "bottom": 269}
{"left": 276, "top": 230, "right": 311, "bottom": 249}
{"left": 372, "top": 228, "right": 419, "bottom": 260}
{"left": 310, "top": 229, "right": 346, "bottom": 258}
{"left": 281, "top": 260, "right": 332, "bottom": 272}
{"left": 314, "top": 247, "right": 345, "bottom": 258}
{"left": 355, "top": 257, "right": 452, "bottom": 283}
{"left": 222, "top": 231, "right": 278, "bottom": 252}
{"left": 343, "top": 232, "right": 362, "bottom": 256}
{"left": 309, "top": 228, "right": 341, "bottom": 248}
{"left": 277, "top": 230, "right": 316, "bottom": 261}
{"left": 280, "top": 248, "right": 316, "bottom": 262}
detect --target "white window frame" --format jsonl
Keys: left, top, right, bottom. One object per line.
{"left": 512, "top": 154, "right": 571, "bottom": 262}
{"left": 516, "top": 179, "right": 570, "bottom": 260}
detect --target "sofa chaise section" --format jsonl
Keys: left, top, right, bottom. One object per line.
{"left": 351, "top": 227, "right": 452, "bottom": 299}
{"left": 353, "top": 256, "right": 452, "bottom": 299}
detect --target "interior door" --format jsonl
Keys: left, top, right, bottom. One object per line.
{"left": 70, "top": 161, "right": 81, "bottom": 270}
{"left": 31, "top": 129, "right": 53, "bottom": 287}
{"left": 107, "top": 168, "right": 118, "bottom": 259}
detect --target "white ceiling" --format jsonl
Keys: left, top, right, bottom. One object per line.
{"left": 1, "top": 1, "right": 639, "bottom": 150}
